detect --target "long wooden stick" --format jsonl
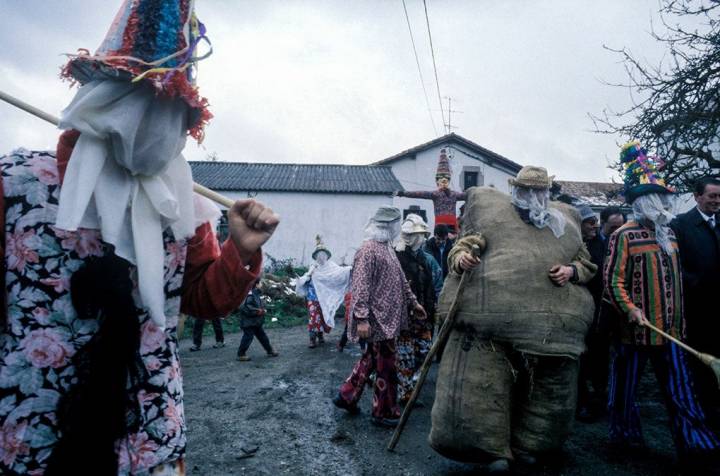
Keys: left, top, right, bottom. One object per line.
{"left": 0, "top": 89, "right": 235, "bottom": 208}
{"left": 387, "top": 245, "right": 480, "bottom": 451}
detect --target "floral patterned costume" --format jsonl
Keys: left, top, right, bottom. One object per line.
{"left": 0, "top": 144, "right": 259, "bottom": 475}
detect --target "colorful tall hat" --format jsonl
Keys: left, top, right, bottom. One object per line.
{"left": 620, "top": 141, "right": 674, "bottom": 203}
{"left": 312, "top": 235, "right": 332, "bottom": 260}
{"left": 436, "top": 148, "right": 451, "bottom": 179}
{"left": 61, "top": 0, "right": 213, "bottom": 141}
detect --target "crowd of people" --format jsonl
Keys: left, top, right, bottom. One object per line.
{"left": 0, "top": 1, "right": 717, "bottom": 474}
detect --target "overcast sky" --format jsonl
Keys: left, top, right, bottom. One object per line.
{"left": 0, "top": 0, "right": 686, "bottom": 182}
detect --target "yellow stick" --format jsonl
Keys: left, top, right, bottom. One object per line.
{"left": 0, "top": 89, "right": 236, "bottom": 208}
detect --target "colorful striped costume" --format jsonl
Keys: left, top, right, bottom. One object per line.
{"left": 604, "top": 221, "right": 718, "bottom": 456}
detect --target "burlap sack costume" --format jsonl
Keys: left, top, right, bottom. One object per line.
{"left": 429, "top": 186, "right": 596, "bottom": 462}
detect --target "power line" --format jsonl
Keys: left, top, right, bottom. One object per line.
{"left": 422, "top": 0, "right": 446, "bottom": 133}
{"left": 401, "top": 0, "right": 438, "bottom": 137}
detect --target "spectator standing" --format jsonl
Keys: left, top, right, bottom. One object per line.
{"left": 671, "top": 177, "right": 720, "bottom": 428}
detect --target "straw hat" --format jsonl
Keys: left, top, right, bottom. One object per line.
{"left": 508, "top": 166, "right": 554, "bottom": 190}
{"left": 401, "top": 214, "right": 430, "bottom": 235}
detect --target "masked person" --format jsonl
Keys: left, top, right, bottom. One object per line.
{"left": 0, "top": 3, "right": 279, "bottom": 474}
{"left": 605, "top": 142, "right": 718, "bottom": 473}
{"left": 396, "top": 148, "right": 465, "bottom": 233}
{"left": 332, "top": 206, "right": 426, "bottom": 428}
{"left": 296, "top": 236, "right": 351, "bottom": 348}
{"left": 394, "top": 214, "right": 440, "bottom": 407}
{"left": 429, "top": 166, "right": 597, "bottom": 472}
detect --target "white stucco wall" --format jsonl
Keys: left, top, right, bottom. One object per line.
{"left": 216, "top": 190, "right": 392, "bottom": 266}
{"left": 387, "top": 143, "right": 519, "bottom": 230}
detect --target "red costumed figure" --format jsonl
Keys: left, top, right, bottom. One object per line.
{"left": 397, "top": 148, "right": 466, "bottom": 232}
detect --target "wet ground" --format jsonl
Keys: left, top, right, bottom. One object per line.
{"left": 181, "top": 325, "right": 677, "bottom": 475}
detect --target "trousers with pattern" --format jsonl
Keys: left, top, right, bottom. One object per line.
{"left": 338, "top": 339, "right": 400, "bottom": 419}
{"left": 608, "top": 342, "right": 719, "bottom": 455}
{"left": 397, "top": 331, "right": 432, "bottom": 404}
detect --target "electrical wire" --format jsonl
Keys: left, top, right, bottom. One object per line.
{"left": 422, "top": 0, "right": 446, "bottom": 133}
{"left": 401, "top": 0, "right": 439, "bottom": 136}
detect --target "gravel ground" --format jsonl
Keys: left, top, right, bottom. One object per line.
{"left": 181, "top": 325, "right": 678, "bottom": 475}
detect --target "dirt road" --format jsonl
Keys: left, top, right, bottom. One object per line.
{"left": 181, "top": 325, "right": 677, "bottom": 475}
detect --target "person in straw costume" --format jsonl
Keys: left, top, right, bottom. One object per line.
{"left": 429, "top": 165, "right": 596, "bottom": 472}
{"left": 0, "top": 1, "right": 279, "bottom": 474}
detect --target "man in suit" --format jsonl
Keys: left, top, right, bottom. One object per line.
{"left": 424, "top": 224, "right": 454, "bottom": 278}
{"left": 671, "top": 177, "right": 720, "bottom": 426}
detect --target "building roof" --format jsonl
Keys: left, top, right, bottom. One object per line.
{"left": 372, "top": 132, "right": 523, "bottom": 173}
{"left": 555, "top": 180, "right": 626, "bottom": 208}
{"left": 189, "top": 161, "right": 402, "bottom": 194}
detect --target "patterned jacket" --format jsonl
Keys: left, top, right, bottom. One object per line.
{"left": 603, "top": 221, "right": 683, "bottom": 345}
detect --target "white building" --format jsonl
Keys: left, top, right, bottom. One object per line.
{"left": 376, "top": 133, "right": 523, "bottom": 229}
{"left": 195, "top": 133, "right": 685, "bottom": 264}
{"left": 190, "top": 162, "right": 400, "bottom": 266}
{"left": 190, "top": 133, "right": 524, "bottom": 265}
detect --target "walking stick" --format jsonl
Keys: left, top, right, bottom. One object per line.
{"left": 0, "top": 89, "right": 235, "bottom": 208}
{"left": 387, "top": 244, "right": 481, "bottom": 452}
{"left": 642, "top": 321, "right": 720, "bottom": 388}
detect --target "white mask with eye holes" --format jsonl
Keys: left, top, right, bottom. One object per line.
{"left": 315, "top": 251, "right": 329, "bottom": 265}
{"left": 406, "top": 233, "right": 426, "bottom": 251}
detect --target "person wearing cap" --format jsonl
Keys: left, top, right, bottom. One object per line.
{"left": 237, "top": 278, "right": 279, "bottom": 361}
{"left": 296, "top": 236, "right": 351, "bottom": 348}
{"left": 605, "top": 142, "right": 718, "bottom": 471}
{"left": 333, "top": 206, "right": 426, "bottom": 428}
{"left": 0, "top": 2, "right": 279, "bottom": 474}
{"left": 429, "top": 165, "right": 597, "bottom": 472}
{"left": 575, "top": 205, "right": 609, "bottom": 422}
{"left": 396, "top": 148, "right": 466, "bottom": 233}
{"left": 394, "top": 214, "right": 440, "bottom": 406}
{"left": 424, "top": 223, "right": 454, "bottom": 278}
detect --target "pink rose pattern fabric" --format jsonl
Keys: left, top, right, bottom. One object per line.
{"left": 338, "top": 339, "right": 400, "bottom": 419}
{"left": 0, "top": 149, "right": 188, "bottom": 475}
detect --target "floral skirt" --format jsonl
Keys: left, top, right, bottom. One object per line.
{"left": 307, "top": 300, "right": 331, "bottom": 334}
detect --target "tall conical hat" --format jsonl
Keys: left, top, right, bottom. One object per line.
{"left": 619, "top": 141, "right": 674, "bottom": 203}
{"left": 312, "top": 235, "right": 332, "bottom": 260}
{"left": 436, "top": 148, "right": 451, "bottom": 179}
{"left": 61, "top": 0, "right": 213, "bottom": 141}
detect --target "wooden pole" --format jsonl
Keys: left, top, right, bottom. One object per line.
{"left": 0, "top": 89, "right": 236, "bottom": 208}
{"left": 387, "top": 244, "right": 481, "bottom": 451}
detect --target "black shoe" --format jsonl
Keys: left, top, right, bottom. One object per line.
{"left": 370, "top": 416, "right": 400, "bottom": 428}
{"left": 332, "top": 394, "right": 360, "bottom": 415}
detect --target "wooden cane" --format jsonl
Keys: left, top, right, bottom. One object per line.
{"left": 387, "top": 244, "right": 481, "bottom": 452}
{"left": 0, "top": 89, "right": 236, "bottom": 208}
{"left": 642, "top": 321, "right": 720, "bottom": 387}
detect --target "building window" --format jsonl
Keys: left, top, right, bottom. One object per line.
{"left": 403, "top": 205, "right": 427, "bottom": 222}
{"left": 463, "top": 169, "right": 483, "bottom": 190}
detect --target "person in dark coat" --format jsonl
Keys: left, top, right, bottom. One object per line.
{"left": 424, "top": 224, "right": 454, "bottom": 278}
{"left": 576, "top": 206, "right": 609, "bottom": 422}
{"left": 670, "top": 177, "right": 720, "bottom": 426}
{"left": 237, "top": 279, "right": 279, "bottom": 361}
